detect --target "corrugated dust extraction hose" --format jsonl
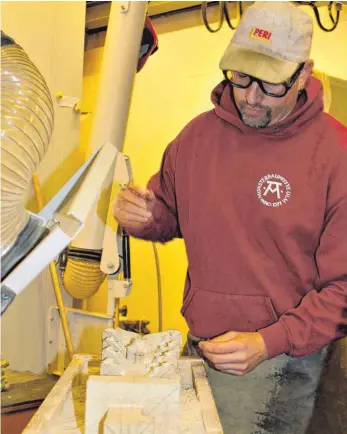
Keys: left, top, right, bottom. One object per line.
{"left": 63, "top": 258, "right": 105, "bottom": 300}
{"left": 1, "top": 32, "right": 54, "bottom": 257}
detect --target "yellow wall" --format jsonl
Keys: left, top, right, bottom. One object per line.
{"left": 1, "top": 1, "right": 86, "bottom": 373}
{"left": 81, "top": 4, "right": 347, "bottom": 338}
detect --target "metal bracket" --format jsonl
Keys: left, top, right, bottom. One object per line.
{"left": 107, "top": 278, "right": 133, "bottom": 317}
{"left": 100, "top": 152, "right": 133, "bottom": 275}
{"left": 120, "top": 2, "right": 130, "bottom": 13}
{"left": 47, "top": 306, "right": 112, "bottom": 375}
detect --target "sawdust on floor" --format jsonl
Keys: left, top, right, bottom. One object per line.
{"left": 5, "top": 369, "right": 48, "bottom": 385}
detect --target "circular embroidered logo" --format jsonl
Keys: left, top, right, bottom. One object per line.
{"left": 257, "top": 174, "right": 291, "bottom": 207}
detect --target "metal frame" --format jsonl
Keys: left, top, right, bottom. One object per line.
{"left": 1, "top": 142, "right": 118, "bottom": 305}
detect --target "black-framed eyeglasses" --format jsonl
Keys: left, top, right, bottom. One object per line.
{"left": 223, "top": 63, "right": 305, "bottom": 98}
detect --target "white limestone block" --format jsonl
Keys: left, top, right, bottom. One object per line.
{"left": 85, "top": 374, "right": 180, "bottom": 434}
{"left": 100, "top": 328, "right": 182, "bottom": 378}
{"left": 103, "top": 407, "right": 154, "bottom": 434}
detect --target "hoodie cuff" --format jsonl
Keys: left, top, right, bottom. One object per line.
{"left": 258, "top": 321, "right": 291, "bottom": 360}
{"left": 124, "top": 199, "right": 174, "bottom": 242}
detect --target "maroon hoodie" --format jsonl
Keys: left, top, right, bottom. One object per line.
{"left": 126, "top": 77, "right": 347, "bottom": 359}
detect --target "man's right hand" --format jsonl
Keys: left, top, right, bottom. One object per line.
{"left": 113, "top": 185, "right": 155, "bottom": 230}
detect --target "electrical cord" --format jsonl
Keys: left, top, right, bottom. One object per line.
{"left": 201, "top": 1, "right": 244, "bottom": 33}
{"left": 201, "top": 1, "right": 342, "bottom": 33}
{"left": 223, "top": 1, "right": 243, "bottom": 30}
{"left": 201, "top": 1, "right": 225, "bottom": 33}
{"left": 152, "top": 242, "right": 163, "bottom": 332}
{"left": 293, "top": 1, "right": 342, "bottom": 32}
{"left": 328, "top": 1, "right": 338, "bottom": 24}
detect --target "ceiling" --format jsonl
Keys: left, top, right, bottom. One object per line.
{"left": 85, "top": 1, "right": 347, "bottom": 34}
{"left": 86, "top": 1, "right": 220, "bottom": 32}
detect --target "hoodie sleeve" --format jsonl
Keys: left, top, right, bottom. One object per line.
{"left": 125, "top": 137, "right": 181, "bottom": 243}
{"left": 259, "top": 123, "right": 347, "bottom": 359}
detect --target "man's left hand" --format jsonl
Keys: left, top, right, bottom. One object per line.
{"left": 199, "top": 331, "right": 268, "bottom": 376}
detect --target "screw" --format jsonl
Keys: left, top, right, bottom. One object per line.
{"left": 2, "top": 294, "right": 9, "bottom": 300}
{"left": 49, "top": 340, "right": 53, "bottom": 344}
{"left": 107, "top": 262, "right": 114, "bottom": 269}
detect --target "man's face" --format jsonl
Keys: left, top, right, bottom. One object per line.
{"left": 233, "top": 63, "right": 312, "bottom": 128}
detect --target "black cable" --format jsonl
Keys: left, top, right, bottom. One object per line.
{"left": 223, "top": 1, "right": 243, "bottom": 30}
{"left": 328, "top": 1, "right": 338, "bottom": 24}
{"left": 293, "top": 1, "right": 341, "bottom": 32}
{"left": 223, "top": 2, "right": 236, "bottom": 30}
{"left": 312, "top": 2, "right": 341, "bottom": 32}
{"left": 152, "top": 243, "right": 163, "bottom": 332}
{"left": 239, "top": 1, "right": 243, "bottom": 17}
{"left": 201, "top": 1, "right": 224, "bottom": 33}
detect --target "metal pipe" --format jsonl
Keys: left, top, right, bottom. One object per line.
{"left": 87, "top": 1, "right": 147, "bottom": 155}
{"left": 65, "top": 2, "right": 147, "bottom": 302}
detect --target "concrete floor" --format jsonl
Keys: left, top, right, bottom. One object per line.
{"left": 307, "top": 342, "right": 347, "bottom": 434}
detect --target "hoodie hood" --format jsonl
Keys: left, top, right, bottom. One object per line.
{"left": 211, "top": 77, "right": 324, "bottom": 139}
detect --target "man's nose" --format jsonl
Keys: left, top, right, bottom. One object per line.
{"left": 245, "top": 82, "right": 264, "bottom": 105}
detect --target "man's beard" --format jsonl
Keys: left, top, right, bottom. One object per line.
{"left": 239, "top": 101, "right": 272, "bottom": 129}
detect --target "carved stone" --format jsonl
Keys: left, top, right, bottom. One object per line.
{"left": 100, "top": 327, "right": 182, "bottom": 378}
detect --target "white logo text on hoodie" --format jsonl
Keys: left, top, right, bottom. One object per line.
{"left": 257, "top": 174, "right": 291, "bottom": 207}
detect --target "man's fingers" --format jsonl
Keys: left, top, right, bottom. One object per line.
{"left": 115, "top": 209, "right": 150, "bottom": 224}
{"left": 126, "top": 185, "right": 156, "bottom": 202}
{"left": 122, "top": 188, "right": 149, "bottom": 209}
{"left": 203, "top": 351, "right": 247, "bottom": 365}
{"left": 117, "top": 200, "right": 152, "bottom": 219}
{"left": 211, "top": 331, "right": 239, "bottom": 343}
{"left": 147, "top": 189, "right": 156, "bottom": 201}
{"left": 199, "top": 338, "right": 244, "bottom": 354}
{"left": 203, "top": 353, "right": 232, "bottom": 365}
{"left": 214, "top": 362, "right": 249, "bottom": 372}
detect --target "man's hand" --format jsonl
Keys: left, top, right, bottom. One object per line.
{"left": 199, "top": 331, "right": 268, "bottom": 376}
{"left": 113, "top": 185, "right": 155, "bottom": 230}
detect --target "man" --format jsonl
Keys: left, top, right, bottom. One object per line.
{"left": 114, "top": 2, "right": 347, "bottom": 433}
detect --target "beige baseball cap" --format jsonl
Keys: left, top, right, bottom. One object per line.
{"left": 219, "top": 2, "right": 313, "bottom": 84}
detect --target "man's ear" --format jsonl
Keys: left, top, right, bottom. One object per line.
{"left": 299, "top": 60, "right": 314, "bottom": 90}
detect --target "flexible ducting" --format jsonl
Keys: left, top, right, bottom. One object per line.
{"left": 63, "top": 247, "right": 106, "bottom": 299}
{"left": 1, "top": 31, "right": 54, "bottom": 276}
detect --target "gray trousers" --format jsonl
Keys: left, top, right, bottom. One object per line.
{"left": 183, "top": 334, "right": 327, "bottom": 434}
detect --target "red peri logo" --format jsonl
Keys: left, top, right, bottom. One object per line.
{"left": 249, "top": 28, "right": 272, "bottom": 42}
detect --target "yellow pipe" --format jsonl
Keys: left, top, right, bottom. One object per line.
{"left": 32, "top": 172, "right": 74, "bottom": 361}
